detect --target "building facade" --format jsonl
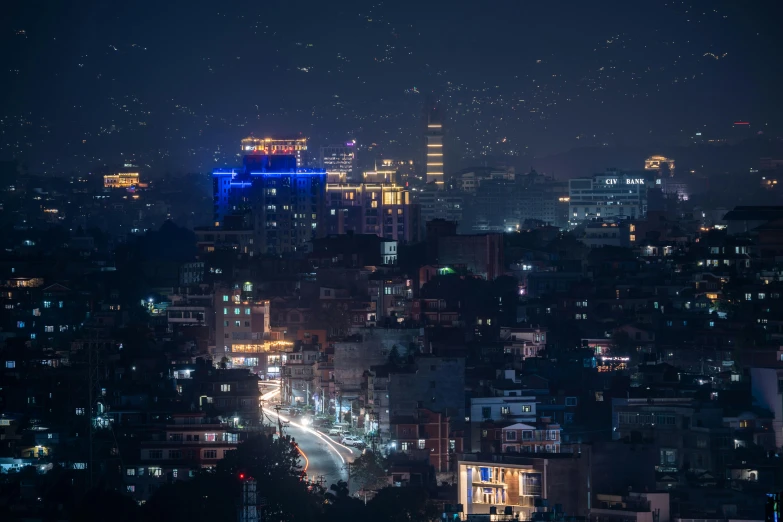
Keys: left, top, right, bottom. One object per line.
{"left": 240, "top": 136, "right": 308, "bottom": 166}
{"left": 325, "top": 172, "right": 414, "bottom": 242}
{"left": 212, "top": 155, "right": 327, "bottom": 255}
{"left": 569, "top": 170, "right": 652, "bottom": 227}
{"left": 320, "top": 142, "right": 356, "bottom": 182}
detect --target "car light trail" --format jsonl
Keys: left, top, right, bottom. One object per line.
{"left": 297, "top": 445, "right": 309, "bottom": 472}
{"left": 261, "top": 406, "right": 353, "bottom": 465}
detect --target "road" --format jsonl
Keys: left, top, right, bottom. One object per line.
{"left": 259, "top": 385, "right": 359, "bottom": 489}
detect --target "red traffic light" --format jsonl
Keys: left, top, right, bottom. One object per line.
{"left": 239, "top": 473, "right": 245, "bottom": 480}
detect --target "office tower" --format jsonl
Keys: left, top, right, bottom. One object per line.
{"left": 425, "top": 98, "right": 444, "bottom": 187}
{"left": 320, "top": 141, "right": 356, "bottom": 182}
{"left": 325, "top": 168, "right": 415, "bottom": 242}
{"left": 568, "top": 169, "right": 651, "bottom": 227}
{"left": 213, "top": 155, "right": 326, "bottom": 255}
{"left": 240, "top": 136, "right": 308, "bottom": 166}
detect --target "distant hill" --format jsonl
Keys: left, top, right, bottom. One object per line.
{"left": 530, "top": 137, "right": 783, "bottom": 179}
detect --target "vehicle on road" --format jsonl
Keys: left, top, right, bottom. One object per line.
{"left": 340, "top": 435, "right": 365, "bottom": 447}
{"left": 327, "top": 426, "right": 344, "bottom": 436}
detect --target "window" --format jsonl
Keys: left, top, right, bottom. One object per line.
{"left": 126, "top": 485, "right": 136, "bottom": 493}
{"left": 565, "top": 397, "right": 577, "bottom": 406}
{"left": 75, "top": 407, "right": 85, "bottom": 415}
{"left": 126, "top": 468, "right": 136, "bottom": 476}
{"left": 16, "top": 321, "right": 25, "bottom": 328}
{"left": 547, "top": 430, "right": 558, "bottom": 440}
{"left": 204, "top": 433, "right": 217, "bottom": 442}
{"left": 204, "top": 450, "right": 217, "bottom": 459}
{"left": 417, "top": 439, "right": 426, "bottom": 449}
{"left": 173, "top": 469, "right": 178, "bottom": 478}
{"left": 482, "top": 407, "right": 492, "bottom": 419}
{"left": 149, "top": 467, "right": 163, "bottom": 477}
{"left": 169, "top": 450, "right": 182, "bottom": 459}
{"left": 234, "top": 320, "right": 241, "bottom": 327}
{"left": 45, "top": 325, "right": 54, "bottom": 333}
{"left": 223, "top": 295, "right": 229, "bottom": 302}
{"left": 5, "top": 361, "right": 15, "bottom": 369}
{"left": 401, "top": 442, "right": 411, "bottom": 451}
{"left": 149, "top": 450, "right": 163, "bottom": 459}
{"left": 44, "top": 301, "right": 51, "bottom": 308}
{"left": 234, "top": 308, "right": 240, "bottom": 315}
{"left": 58, "top": 301, "right": 63, "bottom": 308}
{"left": 245, "top": 308, "right": 251, "bottom": 315}
{"left": 220, "top": 384, "right": 231, "bottom": 392}
{"left": 564, "top": 413, "right": 574, "bottom": 424}
{"left": 506, "top": 430, "right": 517, "bottom": 441}
{"left": 501, "top": 406, "right": 510, "bottom": 415}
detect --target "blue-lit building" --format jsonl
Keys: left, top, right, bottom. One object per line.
{"left": 212, "top": 155, "right": 326, "bottom": 255}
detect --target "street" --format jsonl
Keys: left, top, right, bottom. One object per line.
{"left": 259, "top": 383, "right": 359, "bottom": 490}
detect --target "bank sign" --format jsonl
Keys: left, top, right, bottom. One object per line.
{"left": 605, "top": 178, "right": 645, "bottom": 185}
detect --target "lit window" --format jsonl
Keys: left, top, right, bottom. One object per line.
{"left": 220, "top": 384, "right": 230, "bottom": 392}
{"left": 245, "top": 308, "right": 251, "bottom": 315}
{"left": 16, "top": 321, "right": 24, "bottom": 328}
{"left": 126, "top": 468, "right": 136, "bottom": 476}
{"left": 234, "top": 308, "right": 241, "bottom": 315}
{"left": 5, "top": 361, "right": 15, "bottom": 369}
{"left": 43, "top": 301, "right": 51, "bottom": 308}
{"left": 75, "top": 407, "right": 85, "bottom": 415}
{"left": 149, "top": 467, "right": 163, "bottom": 477}
{"left": 126, "top": 485, "right": 135, "bottom": 493}
{"left": 45, "top": 326, "right": 54, "bottom": 333}
{"left": 418, "top": 439, "right": 426, "bottom": 449}
{"left": 223, "top": 295, "right": 229, "bottom": 302}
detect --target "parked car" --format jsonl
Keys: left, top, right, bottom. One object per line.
{"left": 327, "top": 426, "right": 344, "bottom": 436}
{"left": 340, "top": 435, "right": 365, "bottom": 447}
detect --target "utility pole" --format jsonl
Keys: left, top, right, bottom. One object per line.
{"left": 274, "top": 405, "right": 284, "bottom": 435}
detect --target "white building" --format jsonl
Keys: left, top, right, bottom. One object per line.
{"left": 569, "top": 170, "right": 652, "bottom": 227}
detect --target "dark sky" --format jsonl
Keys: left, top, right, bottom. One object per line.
{"left": 1, "top": 0, "right": 781, "bottom": 175}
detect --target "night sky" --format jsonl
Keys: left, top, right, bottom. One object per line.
{"left": 2, "top": 0, "right": 781, "bottom": 175}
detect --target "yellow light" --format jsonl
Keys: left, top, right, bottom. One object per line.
{"left": 427, "top": 153, "right": 443, "bottom": 156}
{"left": 427, "top": 163, "right": 443, "bottom": 166}
{"left": 428, "top": 124, "right": 442, "bottom": 128}
{"left": 426, "top": 144, "right": 443, "bottom": 147}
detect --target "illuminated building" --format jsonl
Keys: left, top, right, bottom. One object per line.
{"left": 240, "top": 136, "right": 308, "bottom": 166}
{"left": 320, "top": 141, "right": 356, "bottom": 182}
{"left": 213, "top": 155, "right": 326, "bottom": 255}
{"left": 103, "top": 172, "right": 140, "bottom": 189}
{"left": 644, "top": 155, "right": 675, "bottom": 176}
{"left": 416, "top": 185, "right": 462, "bottom": 227}
{"left": 457, "top": 452, "right": 589, "bottom": 518}
{"left": 568, "top": 169, "right": 651, "bottom": 227}
{"left": 425, "top": 99, "right": 444, "bottom": 187}
{"left": 326, "top": 169, "right": 414, "bottom": 242}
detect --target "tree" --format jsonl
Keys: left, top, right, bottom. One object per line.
{"left": 145, "top": 434, "right": 320, "bottom": 522}
{"left": 349, "top": 452, "right": 388, "bottom": 493}
{"left": 321, "top": 480, "right": 365, "bottom": 522}
{"left": 366, "top": 486, "right": 440, "bottom": 522}
{"left": 72, "top": 486, "right": 140, "bottom": 522}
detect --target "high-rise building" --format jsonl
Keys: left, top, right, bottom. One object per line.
{"left": 213, "top": 155, "right": 326, "bottom": 255}
{"left": 320, "top": 141, "right": 356, "bottom": 182}
{"left": 240, "top": 136, "right": 308, "bottom": 166}
{"left": 568, "top": 169, "right": 652, "bottom": 227}
{"left": 425, "top": 99, "right": 444, "bottom": 187}
{"left": 325, "top": 169, "right": 415, "bottom": 242}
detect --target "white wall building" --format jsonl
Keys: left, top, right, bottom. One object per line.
{"left": 569, "top": 170, "right": 652, "bottom": 227}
